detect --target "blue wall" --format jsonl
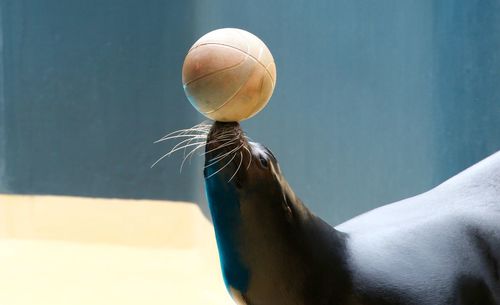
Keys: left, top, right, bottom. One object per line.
{"left": 0, "top": 0, "right": 203, "bottom": 202}
{"left": 1, "top": 0, "right": 499, "bottom": 224}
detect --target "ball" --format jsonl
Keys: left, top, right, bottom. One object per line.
{"left": 182, "top": 28, "right": 276, "bottom": 122}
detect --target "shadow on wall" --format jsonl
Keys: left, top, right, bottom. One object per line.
{"left": 1, "top": 0, "right": 499, "bottom": 224}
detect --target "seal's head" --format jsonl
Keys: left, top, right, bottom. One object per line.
{"left": 204, "top": 121, "right": 283, "bottom": 194}
{"left": 202, "top": 122, "right": 347, "bottom": 305}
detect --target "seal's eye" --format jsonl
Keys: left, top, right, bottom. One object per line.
{"left": 259, "top": 156, "right": 269, "bottom": 168}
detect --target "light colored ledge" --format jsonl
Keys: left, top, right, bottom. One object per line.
{"left": 0, "top": 194, "right": 233, "bottom": 305}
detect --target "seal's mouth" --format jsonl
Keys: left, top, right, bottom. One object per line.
{"left": 204, "top": 121, "right": 251, "bottom": 183}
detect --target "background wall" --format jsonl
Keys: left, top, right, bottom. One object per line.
{"left": 1, "top": 0, "right": 499, "bottom": 224}
{"left": 0, "top": 0, "right": 201, "bottom": 202}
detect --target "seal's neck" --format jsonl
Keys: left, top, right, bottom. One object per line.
{"left": 206, "top": 175, "right": 351, "bottom": 304}
{"left": 205, "top": 171, "right": 250, "bottom": 294}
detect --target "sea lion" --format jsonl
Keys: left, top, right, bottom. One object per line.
{"left": 203, "top": 121, "right": 500, "bottom": 305}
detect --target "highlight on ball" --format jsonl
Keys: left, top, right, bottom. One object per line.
{"left": 182, "top": 28, "right": 276, "bottom": 122}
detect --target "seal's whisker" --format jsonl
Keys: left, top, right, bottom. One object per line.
{"left": 155, "top": 130, "right": 208, "bottom": 143}
{"left": 151, "top": 141, "right": 207, "bottom": 168}
{"left": 157, "top": 126, "right": 209, "bottom": 139}
{"left": 155, "top": 133, "right": 207, "bottom": 144}
{"left": 243, "top": 145, "right": 252, "bottom": 170}
{"left": 182, "top": 127, "right": 227, "bottom": 159}
{"left": 203, "top": 154, "right": 226, "bottom": 169}
{"left": 167, "top": 141, "right": 208, "bottom": 156}
{"left": 203, "top": 138, "right": 238, "bottom": 157}
{"left": 205, "top": 137, "right": 235, "bottom": 146}
{"left": 204, "top": 140, "right": 243, "bottom": 169}
{"left": 210, "top": 134, "right": 237, "bottom": 143}
{"left": 209, "top": 134, "right": 237, "bottom": 145}
{"left": 183, "top": 134, "right": 205, "bottom": 159}
{"left": 151, "top": 120, "right": 215, "bottom": 169}
{"left": 204, "top": 144, "right": 239, "bottom": 169}
{"left": 207, "top": 141, "right": 243, "bottom": 164}
{"left": 195, "top": 137, "right": 231, "bottom": 158}
{"left": 180, "top": 142, "right": 207, "bottom": 172}
{"left": 155, "top": 121, "right": 211, "bottom": 143}
{"left": 206, "top": 152, "right": 238, "bottom": 180}
{"left": 197, "top": 137, "right": 235, "bottom": 160}
{"left": 187, "top": 140, "right": 209, "bottom": 162}
{"left": 169, "top": 138, "right": 208, "bottom": 153}
{"left": 214, "top": 128, "right": 239, "bottom": 137}
{"left": 214, "top": 130, "right": 238, "bottom": 138}
{"left": 228, "top": 151, "right": 243, "bottom": 182}
{"left": 187, "top": 120, "right": 212, "bottom": 129}
{"left": 168, "top": 136, "right": 207, "bottom": 153}
{"left": 151, "top": 153, "right": 171, "bottom": 168}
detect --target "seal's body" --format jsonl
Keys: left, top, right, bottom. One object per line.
{"left": 204, "top": 122, "right": 500, "bottom": 305}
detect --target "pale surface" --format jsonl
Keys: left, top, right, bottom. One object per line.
{"left": 0, "top": 194, "right": 233, "bottom": 305}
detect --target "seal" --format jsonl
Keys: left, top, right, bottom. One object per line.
{"left": 203, "top": 121, "right": 500, "bottom": 305}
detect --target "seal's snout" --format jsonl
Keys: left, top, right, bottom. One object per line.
{"left": 206, "top": 121, "right": 244, "bottom": 157}
{"left": 204, "top": 121, "right": 249, "bottom": 182}
{"left": 210, "top": 121, "right": 241, "bottom": 134}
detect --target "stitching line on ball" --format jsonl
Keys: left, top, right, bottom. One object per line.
{"left": 189, "top": 42, "right": 275, "bottom": 85}
{"left": 184, "top": 51, "right": 247, "bottom": 86}
{"left": 203, "top": 70, "right": 249, "bottom": 115}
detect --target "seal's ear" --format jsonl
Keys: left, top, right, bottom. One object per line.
{"left": 282, "top": 191, "right": 294, "bottom": 222}
{"left": 264, "top": 147, "right": 277, "bottom": 162}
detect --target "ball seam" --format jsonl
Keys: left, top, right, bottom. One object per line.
{"left": 188, "top": 42, "right": 275, "bottom": 85}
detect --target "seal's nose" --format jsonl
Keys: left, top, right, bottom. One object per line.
{"left": 207, "top": 121, "right": 241, "bottom": 143}
{"left": 212, "top": 121, "right": 240, "bottom": 131}
{"left": 205, "top": 121, "right": 242, "bottom": 160}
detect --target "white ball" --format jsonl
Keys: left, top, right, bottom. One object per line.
{"left": 182, "top": 28, "right": 276, "bottom": 122}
